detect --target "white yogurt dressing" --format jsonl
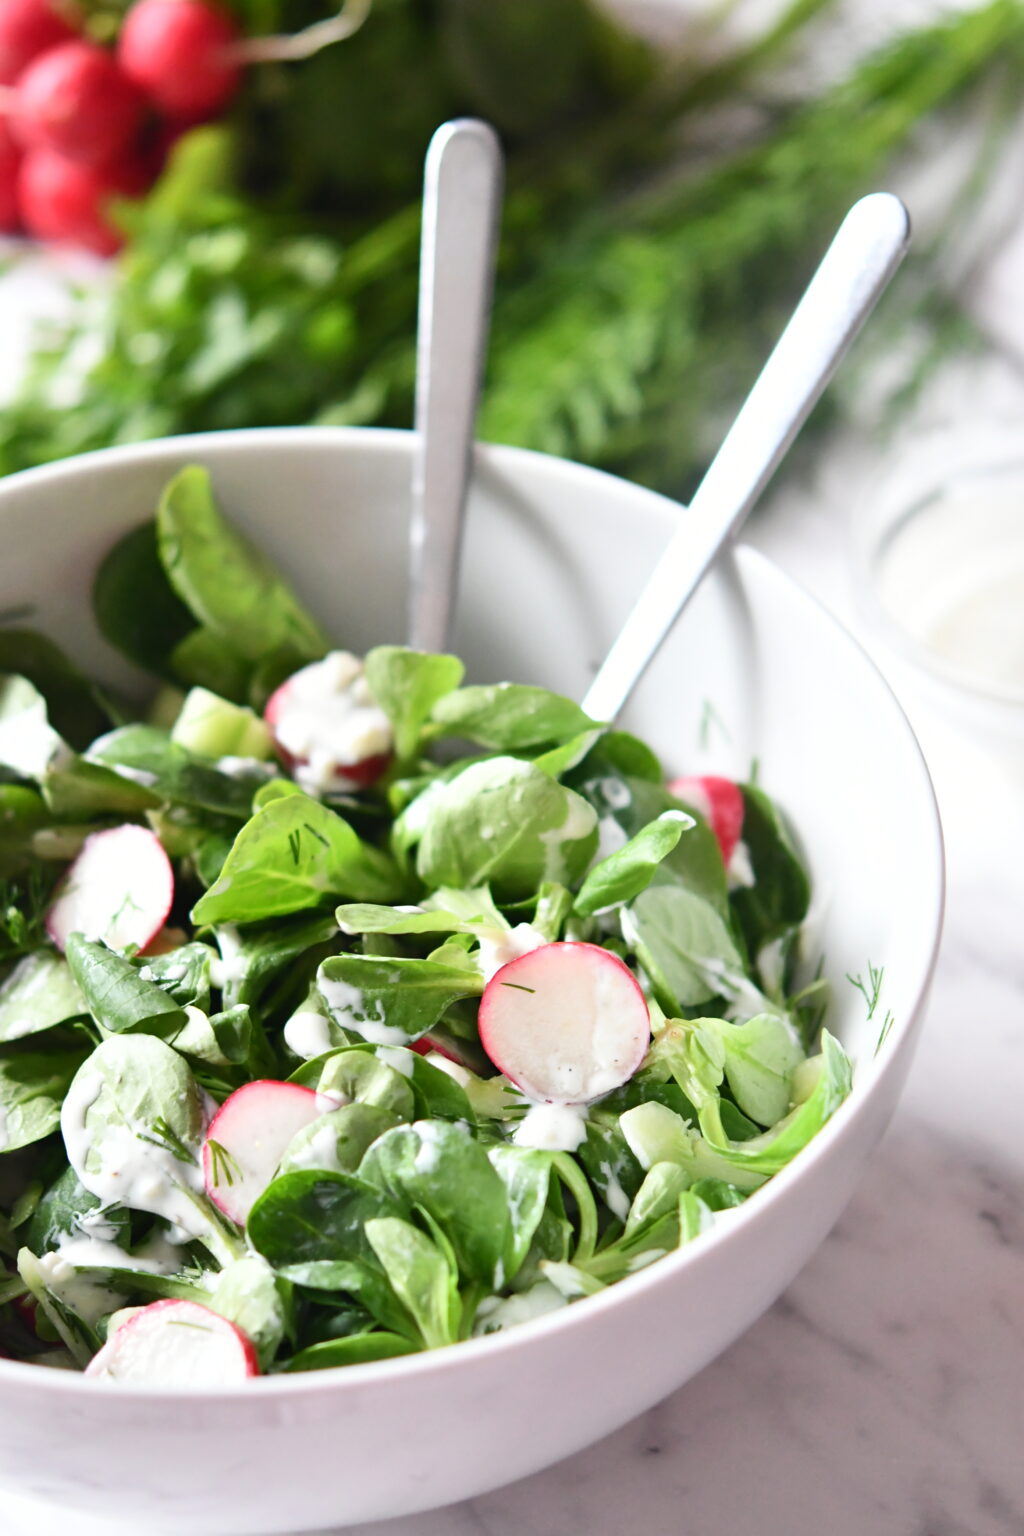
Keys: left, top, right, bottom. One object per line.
{"left": 60, "top": 1066, "right": 212, "bottom": 1244}
{"left": 35, "top": 1252, "right": 127, "bottom": 1327}
{"left": 477, "top": 923, "right": 547, "bottom": 984}
{"left": 412, "top": 1120, "right": 447, "bottom": 1173}
{"left": 593, "top": 815, "right": 629, "bottom": 865}
{"left": 209, "top": 924, "right": 247, "bottom": 992}
{"left": 513, "top": 1102, "right": 588, "bottom": 1152}
{"left": 0, "top": 693, "right": 71, "bottom": 780}
{"left": 283, "top": 1010, "right": 335, "bottom": 1060}
{"left": 598, "top": 1160, "right": 631, "bottom": 1223}
{"left": 376, "top": 1045, "right": 414, "bottom": 1077}
{"left": 317, "top": 973, "right": 409, "bottom": 1047}
{"left": 285, "top": 1121, "right": 345, "bottom": 1174}
{"left": 538, "top": 795, "right": 598, "bottom": 879}
{"left": 272, "top": 651, "right": 393, "bottom": 794}
{"left": 216, "top": 756, "right": 275, "bottom": 780}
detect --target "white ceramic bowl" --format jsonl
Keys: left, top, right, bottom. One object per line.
{"left": 0, "top": 428, "right": 943, "bottom": 1534}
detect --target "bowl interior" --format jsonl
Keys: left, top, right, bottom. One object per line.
{"left": 0, "top": 426, "right": 940, "bottom": 1070}
{"left": 0, "top": 427, "right": 943, "bottom": 1532}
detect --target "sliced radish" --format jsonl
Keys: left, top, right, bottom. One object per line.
{"left": 45, "top": 825, "right": 174, "bottom": 955}
{"left": 478, "top": 942, "right": 650, "bottom": 1105}
{"left": 264, "top": 651, "right": 392, "bottom": 795}
{"left": 85, "top": 1299, "right": 258, "bottom": 1385}
{"left": 667, "top": 774, "right": 744, "bottom": 867}
{"left": 202, "top": 1080, "right": 321, "bottom": 1227}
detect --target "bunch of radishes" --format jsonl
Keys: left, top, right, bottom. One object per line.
{"left": 0, "top": 0, "right": 241, "bottom": 254}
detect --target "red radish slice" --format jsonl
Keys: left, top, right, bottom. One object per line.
{"left": 85, "top": 1299, "right": 259, "bottom": 1384}
{"left": 478, "top": 942, "right": 650, "bottom": 1105}
{"left": 203, "top": 1080, "right": 322, "bottom": 1227}
{"left": 118, "top": 0, "right": 241, "bottom": 123}
{"left": 11, "top": 41, "right": 145, "bottom": 168}
{"left": 264, "top": 652, "right": 392, "bottom": 794}
{"left": 45, "top": 825, "right": 174, "bottom": 954}
{"left": 667, "top": 774, "right": 744, "bottom": 867}
{"left": 0, "top": 0, "right": 79, "bottom": 87}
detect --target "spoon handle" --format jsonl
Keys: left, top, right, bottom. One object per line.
{"left": 408, "top": 118, "right": 503, "bottom": 654}
{"left": 582, "top": 192, "right": 911, "bottom": 724}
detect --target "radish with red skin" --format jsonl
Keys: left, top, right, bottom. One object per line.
{"left": 12, "top": 1295, "right": 38, "bottom": 1333}
{"left": 12, "top": 41, "right": 146, "bottom": 167}
{"left": 0, "top": 0, "right": 79, "bottom": 87}
{"left": 264, "top": 652, "right": 393, "bottom": 794}
{"left": 0, "top": 116, "right": 21, "bottom": 230}
{"left": 45, "top": 824, "right": 174, "bottom": 953}
{"left": 119, "top": 0, "right": 241, "bottom": 123}
{"left": 478, "top": 942, "right": 650, "bottom": 1105}
{"left": 667, "top": 774, "right": 745, "bottom": 866}
{"left": 203, "top": 1079, "right": 322, "bottom": 1227}
{"left": 17, "top": 147, "right": 149, "bottom": 254}
{"left": 85, "top": 1298, "right": 259, "bottom": 1384}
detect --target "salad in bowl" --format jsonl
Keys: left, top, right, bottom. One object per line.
{"left": 0, "top": 463, "right": 848, "bottom": 1385}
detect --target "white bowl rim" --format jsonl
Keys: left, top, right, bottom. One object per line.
{"left": 0, "top": 425, "right": 945, "bottom": 1398}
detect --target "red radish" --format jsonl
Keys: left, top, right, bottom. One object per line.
{"left": 0, "top": 0, "right": 79, "bottom": 87}
{"left": 11, "top": 41, "right": 145, "bottom": 167}
{"left": 45, "top": 824, "right": 174, "bottom": 953}
{"left": 85, "top": 1298, "right": 259, "bottom": 1384}
{"left": 264, "top": 652, "right": 392, "bottom": 794}
{"left": 667, "top": 774, "right": 744, "bottom": 867}
{"left": 478, "top": 942, "right": 650, "bottom": 1105}
{"left": 202, "top": 1080, "right": 322, "bottom": 1227}
{"left": 0, "top": 116, "right": 21, "bottom": 230}
{"left": 17, "top": 147, "right": 148, "bottom": 253}
{"left": 410, "top": 1033, "right": 464, "bottom": 1066}
{"left": 119, "top": 0, "right": 240, "bottom": 123}
{"left": 13, "top": 1295, "right": 38, "bottom": 1333}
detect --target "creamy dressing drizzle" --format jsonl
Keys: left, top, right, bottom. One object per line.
{"left": 317, "top": 974, "right": 408, "bottom": 1047}
{"left": 537, "top": 796, "right": 598, "bottom": 879}
{"left": 376, "top": 1045, "right": 414, "bottom": 1077}
{"left": 283, "top": 1010, "right": 335, "bottom": 1060}
{"left": 513, "top": 1102, "right": 588, "bottom": 1152}
{"left": 60, "top": 1066, "right": 212, "bottom": 1245}
{"left": 273, "top": 651, "right": 392, "bottom": 795}
{"left": 477, "top": 923, "right": 546, "bottom": 984}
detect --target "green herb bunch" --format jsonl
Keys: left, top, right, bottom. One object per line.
{"left": 2, "top": 0, "right": 1022, "bottom": 492}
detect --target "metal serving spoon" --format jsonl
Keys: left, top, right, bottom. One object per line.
{"left": 582, "top": 192, "right": 912, "bottom": 723}
{"left": 407, "top": 118, "right": 503, "bottom": 655}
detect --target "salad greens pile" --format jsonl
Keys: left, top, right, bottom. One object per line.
{"left": 0, "top": 467, "right": 846, "bottom": 1377}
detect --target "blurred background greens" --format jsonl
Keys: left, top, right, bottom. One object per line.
{"left": 3, "top": 0, "right": 1023, "bottom": 495}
